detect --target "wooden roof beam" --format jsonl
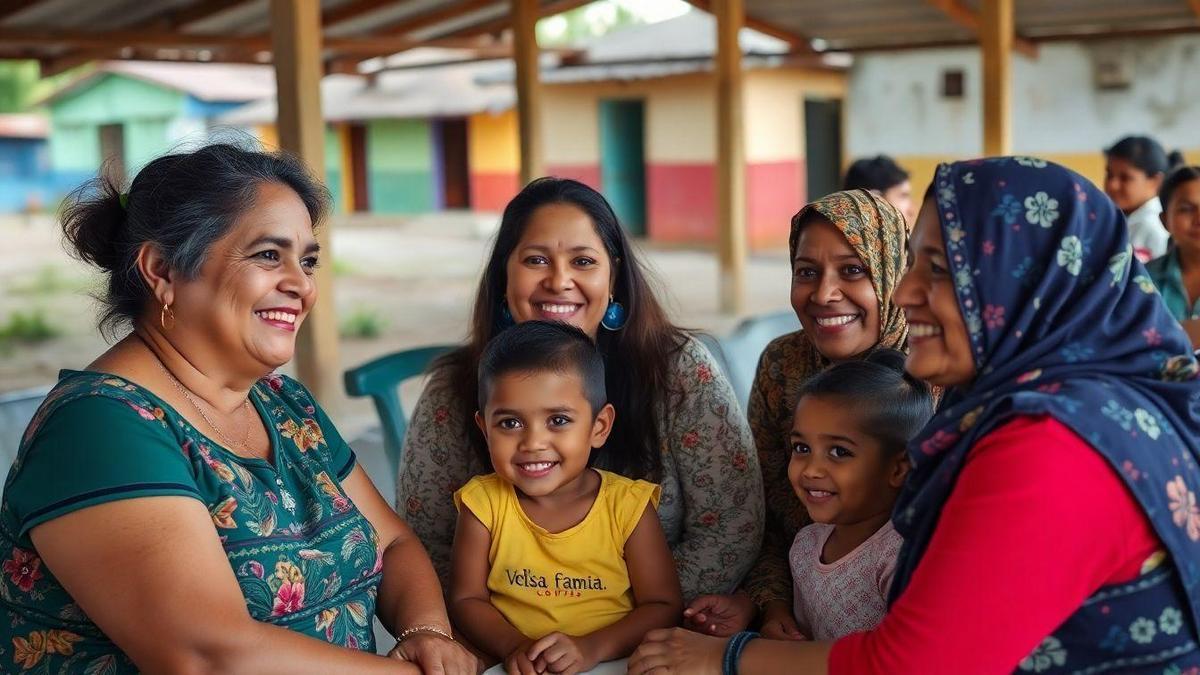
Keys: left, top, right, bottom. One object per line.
{"left": 1, "top": 29, "right": 494, "bottom": 54}
{"left": 37, "top": 0, "right": 260, "bottom": 77}
{"left": 322, "top": 0, "right": 407, "bottom": 27}
{"left": 441, "top": 0, "right": 593, "bottom": 39}
{"left": 377, "top": 0, "right": 499, "bottom": 35}
{"left": 926, "top": 0, "right": 1039, "bottom": 57}
{"left": 324, "top": 0, "right": 585, "bottom": 72}
{"left": 0, "top": 0, "right": 49, "bottom": 22}
{"left": 683, "top": 0, "right": 814, "bottom": 53}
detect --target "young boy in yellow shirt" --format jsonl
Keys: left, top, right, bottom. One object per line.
{"left": 450, "top": 321, "right": 682, "bottom": 674}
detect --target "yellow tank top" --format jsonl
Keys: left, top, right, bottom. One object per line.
{"left": 454, "top": 469, "right": 661, "bottom": 639}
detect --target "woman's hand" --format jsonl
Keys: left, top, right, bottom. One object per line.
{"left": 390, "top": 633, "right": 478, "bottom": 674}
{"left": 759, "top": 600, "right": 806, "bottom": 641}
{"left": 628, "top": 628, "right": 725, "bottom": 675}
{"left": 683, "top": 593, "right": 755, "bottom": 637}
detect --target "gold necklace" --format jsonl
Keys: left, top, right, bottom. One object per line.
{"left": 153, "top": 359, "right": 252, "bottom": 453}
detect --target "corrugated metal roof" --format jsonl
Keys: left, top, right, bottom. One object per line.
{"left": 1, "top": 0, "right": 1198, "bottom": 73}
{"left": 745, "top": 0, "right": 1200, "bottom": 51}
{"left": 218, "top": 49, "right": 514, "bottom": 124}
{"left": 39, "top": 61, "right": 276, "bottom": 106}
{"left": 0, "top": 114, "right": 49, "bottom": 139}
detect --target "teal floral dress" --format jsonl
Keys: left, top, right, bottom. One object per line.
{"left": 0, "top": 370, "right": 382, "bottom": 673}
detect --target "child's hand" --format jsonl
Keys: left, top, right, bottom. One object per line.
{"left": 527, "top": 632, "right": 595, "bottom": 674}
{"left": 504, "top": 640, "right": 540, "bottom": 675}
{"left": 682, "top": 593, "right": 754, "bottom": 636}
{"left": 759, "top": 599, "right": 807, "bottom": 641}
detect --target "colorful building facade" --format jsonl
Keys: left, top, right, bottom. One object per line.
{"left": 43, "top": 62, "right": 274, "bottom": 194}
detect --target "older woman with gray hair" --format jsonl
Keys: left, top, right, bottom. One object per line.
{"left": 0, "top": 144, "right": 475, "bottom": 674}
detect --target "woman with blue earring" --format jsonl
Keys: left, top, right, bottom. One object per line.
{"left": 397, "top": 178, "right": 763, "bottom": 620}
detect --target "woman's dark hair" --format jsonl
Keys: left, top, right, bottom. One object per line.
{"left": 798, "top": 348, "right": 934, "bottom": 455}
{"left": 62, "top": 142, "right": 330, "bottom": 338}
{"left": 477, "top": 320, "right": 606, "bottom": 414}
{"left": 843, "top": 155, "right": 909, "bottom": 193}
{"left": 438, "top": 177, "right": 688, "bottom": 479}
{"left": 1160, "top": 165, "right": 1200, "bottom": 212}
{"left": 1104, "top": 136, "right": 1180, "bottom": 178}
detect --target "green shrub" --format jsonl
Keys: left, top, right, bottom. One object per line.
{"left": 0, "top": 309, "right": 61, "bottom": 345}
{"left": 339, "top": 307, "right": 385, "bottom": 339}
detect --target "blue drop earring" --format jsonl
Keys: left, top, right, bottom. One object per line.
{"left": 601, "top": 296, "right": 627, "bottom": 331}
{"left": 499, "top": 301, "right": 515, "bottom": 329}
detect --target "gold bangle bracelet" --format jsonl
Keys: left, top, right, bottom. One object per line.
{"left": 395, "top": 624, "right": 454, "bottom": 644}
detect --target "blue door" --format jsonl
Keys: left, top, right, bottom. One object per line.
{"left": 599, "top": 99, "right": 646, "bottom": 236}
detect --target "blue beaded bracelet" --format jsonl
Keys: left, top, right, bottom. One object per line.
{"left": 722, "top": 630, "right": 760, "bottom": 675}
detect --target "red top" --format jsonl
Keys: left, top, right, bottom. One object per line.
{"left": 830, "top": 416, "right": 1162, "bottom": 674}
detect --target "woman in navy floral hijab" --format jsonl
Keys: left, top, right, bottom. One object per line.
{"left": 630, "top": 158, "right": 1200, "bottom": 674}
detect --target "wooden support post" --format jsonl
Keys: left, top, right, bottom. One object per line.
{"left": 512, "top": 0, "right": 544, "bottom": 186}
{"left": 715, "top": 0, "right": 747, "bottom": 315}
{"left": 981, "top": 0, "right": 1013, "bottom": 156}
{"left": 337, "top": 122, "right": 355, "bottom": 214}
{"left": 270, "top": 0, "right": 341, "bottom": 406}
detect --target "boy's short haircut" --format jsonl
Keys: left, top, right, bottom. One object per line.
{"left": 798, "top": 348, "right": 934, "bottom": 455}
{"left": 478, "top": 321, "right": 607, "bottom": 415}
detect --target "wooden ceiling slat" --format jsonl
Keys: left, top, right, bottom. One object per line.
{"left": 38, "top": 0, "right": 260, "bottom": 78}
{"left": 0, "top": 0, "right": 48, "bottom": 22}
{"left": 377, "top": 0, "right": 499, "bottom": 36}
{"left": 926, "top": 0, "right": 1038, "bottom": 57}
{"left": 440, "top": 0, "right": 591, "bottom": 39}
{"left": 322, "top": 0, "right": 408, "bottom": 27}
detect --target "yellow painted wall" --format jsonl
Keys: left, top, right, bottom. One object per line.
{"left": 542, "top": 86, "right": 601, "bottom": 165}
{"left": 544, "top": 73, "right": 717, "bottom": 164}
{"left": 744, "top": 68, "right": 846, "bottom": 164}
{"left": 542, "top": 68, "right": 847, "bottom": 166}
{"left": 894, "top": 149, "right": 1200, "bottom": 200}
{"left": 468, "top": 109, "right": 520, "bottom": 174}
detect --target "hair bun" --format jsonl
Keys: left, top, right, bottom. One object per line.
{"left": 1168, "top": 150, "right": 1187, "bottom": 170}
{"left": 61, "top": 174, "right": 127, "bottom": 273}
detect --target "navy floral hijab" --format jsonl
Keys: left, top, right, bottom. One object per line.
{"left": 889, "top": 158, "right": 1200, "bottom": 627}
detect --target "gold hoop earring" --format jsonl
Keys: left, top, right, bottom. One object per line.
{"left": 160, "top": 303, "right": 176, "bottom": 330}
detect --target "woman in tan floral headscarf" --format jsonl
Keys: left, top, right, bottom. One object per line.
{"left": 683, "top": 189, "right": 913, "bottom": 639}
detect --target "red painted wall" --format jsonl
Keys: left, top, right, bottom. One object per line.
{"left": 746, "top": 160, "right": 804, "bottom": 249}
{"left": 646, "top": 161, "right": 800, "bottom": 248}
{"left": 646, "top": 163, "right": 716, "bottom": 244}
{"left": 470, "top": 171, "right": 520, "bottom": 212}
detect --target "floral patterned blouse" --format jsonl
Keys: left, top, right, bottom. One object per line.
{"left": 0, "top": 371, "right": 382, "bottom": 674}
{"left": 396, "top": 336, "right": 764, "bottom": 601}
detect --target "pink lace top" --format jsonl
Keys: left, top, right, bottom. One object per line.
{"left": 789, "top": 520, "right": 900, "bottom": 641}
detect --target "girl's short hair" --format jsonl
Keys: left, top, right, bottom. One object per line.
{"left": 798, "top": 348, "right": 934, "bottom": 454}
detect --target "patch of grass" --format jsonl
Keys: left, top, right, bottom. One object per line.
{"left": 339, "top": 307, "right": 385, "bottom": 339}
{"left": 8, "top": 266, "right": 90, "bottom": 297}
{"left": 0, "top": 309, "right": 61, "bottom": 348}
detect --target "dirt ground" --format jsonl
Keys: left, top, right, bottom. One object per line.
{"left": 0, "top": 212, "right": 793, "bottom": 438}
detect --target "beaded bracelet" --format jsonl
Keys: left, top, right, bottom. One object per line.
{"left": 722, "top": 631, "right": 760, "bottom": 675}
{"left": 395, "top": 624, "right": 455, "bottom": 644}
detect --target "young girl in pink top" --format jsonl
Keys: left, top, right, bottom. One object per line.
{"left": 684, "top": 348, "right": 932, "bottom": 641}
{"left": 785, "top": 349, "right": 932, "bottom": 640}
